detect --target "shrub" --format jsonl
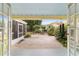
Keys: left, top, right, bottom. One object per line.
{"left": 24, "top": 33, "right": 31, "bottom": 38}
{"left": 53, "top": 27, "right": 58, "bottom": 35}
{"left": 47, "top": 26, "right": 54, "bottom": 36}
{"left": 41, "top": 25, "right": 46, "bottom": 32}
{"left": 33, "top": 25, "right": 40, "bottom": 30}
{"left": 34, "top": 29, "right": 42, "bottom": 33}
{"left": 33, "top": 25, "right": 43, "bottom": 33}
{"left": 54, "top": 23, "right": 67, "bottom": 47}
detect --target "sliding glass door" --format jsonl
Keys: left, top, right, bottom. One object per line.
{"left": 3, "top": 4, "right": 11, "bottom": 56}
{"left": 68, "top": 3, "right": 79, "bottom": 56}
{"left": 0, "top": 3, "right": 11, "bottom": 56}
{"left": 68, "top": 3, "right": 76, "bottom": 56}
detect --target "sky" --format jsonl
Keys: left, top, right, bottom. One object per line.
{"left": 41, "top": 19, "right": 64, "bottom": 25}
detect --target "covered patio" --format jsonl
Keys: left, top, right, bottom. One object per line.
{"left": 10, "top": 3, "right": 67, "bottom": 56}
{"left": 11, "top": 33, "right": 67, "bottom": 56}
{"left": 1, "top": 3, "right": 79, "bottom": 56}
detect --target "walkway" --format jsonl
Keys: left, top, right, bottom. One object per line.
{"left": 10, "top": 34, "right": 67, "bottom": 56}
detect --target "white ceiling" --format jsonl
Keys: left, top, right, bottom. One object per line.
{"left": 11, "top": 3, "right": 68, "bottom": 16}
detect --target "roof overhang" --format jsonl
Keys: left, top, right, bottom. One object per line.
{"left": 12, "top": 15, "right": 67, "bottom": 20}
{"left": 11, "top": 3, "right": 68, "bottom": 20}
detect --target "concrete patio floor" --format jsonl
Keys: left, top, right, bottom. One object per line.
{"left": 10, "top": 48, "right": 67, "bottom": 56}
{"left": 10, "top": 34, "right": 67, "bottom": 56}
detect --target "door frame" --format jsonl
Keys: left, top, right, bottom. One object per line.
{"left": 1, "top": 3, "right": 11, "bottom": 56}
{"left": 67, "top": 3, "right": 77, "bottom": 56}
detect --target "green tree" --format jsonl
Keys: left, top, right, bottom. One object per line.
{"left": 24, "top": 20, "right": 41, "bottom": 31}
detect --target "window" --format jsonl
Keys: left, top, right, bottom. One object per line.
{"left": 12, "top": 20, "right": 18, "bottom": 39}
{"left": 18, "top": 23, "right": 23, "bottom": 37}
{"left": 23, "top": 24, "right": 26, "bottom": 35}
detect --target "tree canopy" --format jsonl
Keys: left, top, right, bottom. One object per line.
{"left": 24, "top": 20, "right": 42, "bottom": 31}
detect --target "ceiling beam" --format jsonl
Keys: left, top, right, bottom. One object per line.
{"left": 12, "top": 15, "right": 67, "bottom": 20}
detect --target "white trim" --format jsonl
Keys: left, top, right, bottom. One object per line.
{"left": 13, "top": 19, "right": 27, "bottom": 24}
{"left": 67, "top": 3, "right": 76, "bottom": 56}
{"left": 18, "top": 23, "right": 24, "bottom": 37}
{"left": 11, "top": 36, "right": 24, "bottom": 45}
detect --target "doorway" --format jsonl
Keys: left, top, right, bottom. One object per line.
{"left": 0, "top": 3, "right": 11, "bottom": 56}
{"left": 68, "top": 3, "right": 79, "bottom": 56}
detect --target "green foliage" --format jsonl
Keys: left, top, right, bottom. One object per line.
{"left": 58, "top": 38, "right": 67, "bottom": 47}
{"left": 33, "top": 25, "right": 43, "bottom": 33}
{"left": 34, "top": 29, "right": 42, "bottom": 33}
{"left": 54, "top": 24, "right": 67, "bottom": 47}
{"left": 60, "top": 24, "right": 65, "bottom": 38}
{"left": 24, "top": 20, "right": 41, "bottom": 31}
{"left": 54, "top": 27, "right": 60, "bottom": 37}
{"left": 24, "top": 33, "right": 31, "bottom": 38}
{"left": 33, "top": 25, "right": 40, "bottom": 30}
{"left": 41, "top": 25, "right": 46, "bottom": 32}
{"left": 47, "top": 26, "right": 54, "bottom": 36}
